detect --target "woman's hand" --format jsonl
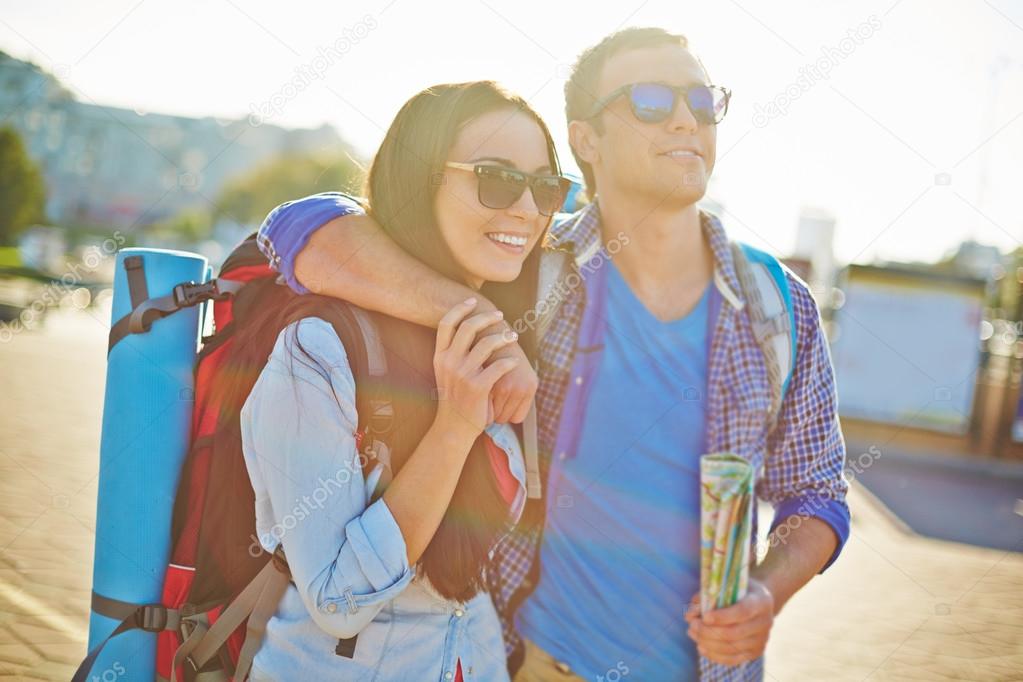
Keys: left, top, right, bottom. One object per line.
{"left": 490, "top": 339, "right": 538, "bottom": 424}
{"left": 433, "top": 298, "right": 521, "bottom": 441}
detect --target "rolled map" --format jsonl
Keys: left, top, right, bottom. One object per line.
{"left": 699, "top": 453, "right": 755, "bottom": 613}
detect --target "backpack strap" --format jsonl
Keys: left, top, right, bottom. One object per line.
{"left": 169, "top": 544, "right": 292, "bottom": 680}
{"left": 730, "top": 242, "right": 797, "bottom": 429}
{"left": 107, "top": 275, "right": 246, "bottom": 353}
{"left": 164, "top": 304, "right": 391, "bottom": 679}
{"left": 313, "top": 302, "right": 395, "bottom": 496}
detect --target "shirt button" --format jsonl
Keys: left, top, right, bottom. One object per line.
{"left": 325, "top": 602, "right": 337, "bottom": 614}
{"left": 444, "top": 673, "right": 453, "bottom": 680}
{"left": 558, "top": 452, "right": 567, "bottom": 461}
{"left": 454, "top": 608, "right": 464, "bottom": 618}
{"left": 574, "top": 376, "right": 583, "bottom": 385}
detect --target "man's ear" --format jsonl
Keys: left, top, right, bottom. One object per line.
{"left": 568, "top": 119, "right": 600, "bottom": 165}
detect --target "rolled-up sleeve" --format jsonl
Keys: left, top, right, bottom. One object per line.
{"left": 240, "top": 316, "right": 412, "bottom": 639}
{"left": 256, "top": 192, "right": 367, "bottom": 295}
{"left": 759, "top": 277, "right": 850, "bottom": 572}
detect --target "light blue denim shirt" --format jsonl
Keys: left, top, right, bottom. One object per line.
{"left": 239, "top": 316, "right": 527, "bottom": 681}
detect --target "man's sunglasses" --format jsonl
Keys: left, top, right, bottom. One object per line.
{"left": 445, "top": 163, "right": 571, "bottom": 217}
{"left": 587, "top": 82, "right": 731, "bottom": 126}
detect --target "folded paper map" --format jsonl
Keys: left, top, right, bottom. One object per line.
{"left": 700, "top": 453, "right": 754, "bottom": 613}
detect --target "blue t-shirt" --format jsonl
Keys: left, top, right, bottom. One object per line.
{"left": 516, "top": 262, "right": 711, "bottom": 681}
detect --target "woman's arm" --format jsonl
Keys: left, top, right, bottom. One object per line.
{"left": 239, "top": 305, "right": 520, "bottom": 640}
{"left": 296, "top": 213, "right": 478, "bottom": 326}
{"left": 384, "top": 300, "right": 520, "bottom": 564}
{"left": 240, "top": 317, "right": 412, "bottom": 639}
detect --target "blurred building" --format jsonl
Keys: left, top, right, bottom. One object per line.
{"left": 949, "top": 239, "right": 1004, "bottom": 280}
{"left": 793, "top": 207, "right": 836, "bottom": 297}
{"left": 0, "top": 50, "right": 347, "bottom": 230}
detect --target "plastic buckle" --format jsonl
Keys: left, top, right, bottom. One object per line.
{"left": 172, "top": 280, "right": 222, "bottom": 308}
{"left": 271, "top": 543, "right": 290, "bottom": 574}
{"left": 136, "top": 604, "right": 168, "bottom": 633}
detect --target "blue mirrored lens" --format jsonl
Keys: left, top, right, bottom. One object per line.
{"left": 629, "top": 83, "right": 675, "bottom": 122}
{"left": 687, "top": 85, "right": 715, "bottom": 121}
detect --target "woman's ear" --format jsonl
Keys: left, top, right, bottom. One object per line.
{"left": 568, "top": 119, "right": 599, "bottom": 165}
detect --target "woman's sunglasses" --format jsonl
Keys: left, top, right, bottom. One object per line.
{"left": 587, "top": 82, "right": 731, "bottom": 126}
{"left": 445, "top": 162, "right": 571, "bottom": 217}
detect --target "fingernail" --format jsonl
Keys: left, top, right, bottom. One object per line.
{"left": 509, "top": 332, "right": 518, "bottom": 340}
{"left": 465, "top": 297, "right": 477, "bottom": 305}
{"left": 494, "top": 310, "right": 504, "bottom": 318}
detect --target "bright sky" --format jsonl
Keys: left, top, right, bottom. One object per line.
{"left": 1, "top": 0, "right": 1021, "bottom": 266}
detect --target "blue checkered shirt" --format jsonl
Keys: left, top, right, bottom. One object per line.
{"left": 485, "top": 202, "right": 850, "bottom": 682}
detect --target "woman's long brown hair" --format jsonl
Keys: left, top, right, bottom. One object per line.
{"left": 214, "top": 81, "right": 560, "bottom": 602}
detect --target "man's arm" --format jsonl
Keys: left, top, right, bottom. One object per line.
{"left": 296, "top": 213, "right": 482, "bottom": 327}
{"left": 685, "top": 277, "right": 849, "bottom": 666}
{"left": 257, "top": 193, "right": 537, "bottom": 422}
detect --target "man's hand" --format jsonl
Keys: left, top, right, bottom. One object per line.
{"left": 684, "top": 578, "right": 775, "bottom": 666}
{"left": 488, "top": 338, "right": 537, "bottom": 423}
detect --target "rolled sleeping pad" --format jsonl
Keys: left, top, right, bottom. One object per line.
{"left": 87, "top": 248, "right": 208, "bottom": 681}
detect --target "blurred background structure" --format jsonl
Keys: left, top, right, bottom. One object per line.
{"left": 0, "top": 0, "right": 1021, "bottom": 679}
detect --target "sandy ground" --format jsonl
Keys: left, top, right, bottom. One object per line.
{"left": 0, "top": 309, "right": 1020, "bottom": 681}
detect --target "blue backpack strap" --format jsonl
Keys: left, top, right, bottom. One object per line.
{"left": 731, "top": 242, "right": 797, "bottom": 425}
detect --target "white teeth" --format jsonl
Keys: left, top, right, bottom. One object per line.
{"left": 665, "top": 150, "right": 698, "bottom": 157}
{"left": 488, "top": 233, "right": 528, "bottom": 247}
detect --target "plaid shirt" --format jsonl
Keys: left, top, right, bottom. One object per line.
{"left": 486, "top": 202, "right": 850, "bottom": 682}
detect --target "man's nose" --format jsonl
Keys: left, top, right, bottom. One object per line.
{"left": 667, "top": 97, "right": 700, "bottom": 134}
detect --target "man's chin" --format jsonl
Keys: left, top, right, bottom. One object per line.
{"left": 645, "top": 178, "right": 707, "bottom": 208}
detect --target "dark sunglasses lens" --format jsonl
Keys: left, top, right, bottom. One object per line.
{"left": 478, "top": 168, "right": 527, "bottom": 209}
{"left": 629, "top": 83, "right": 675, "bottom": 122}
{"left": 689, "top": 85, "right": 727, "bottom": 124}
{"left": 531, "top": 179, "right": 567, "bottom": 216}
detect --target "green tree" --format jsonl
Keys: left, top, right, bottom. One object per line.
{"left": 146, "top": 209, "right": 213, "bottom": 244}
{"left": 0, "top": 126, "right": 46, "bottom": 245}
{"left": 215, "top": 152, "right": 363, "bottom": 227}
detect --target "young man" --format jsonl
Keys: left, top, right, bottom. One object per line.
{"left": 256, "top": 28, "right": 849, "bottom": 682}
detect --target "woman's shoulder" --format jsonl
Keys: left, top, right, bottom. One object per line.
{"left": 269, "top": 316, "right": 354, "bottom": 372}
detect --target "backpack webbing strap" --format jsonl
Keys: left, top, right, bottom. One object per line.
{"left": 108, "top": 276, "right": 246, "bottom": 354}
{"left": 171, "top": 547, "right": 291, "bottom": 679}
{"left": 124, "top": 255, "right": 149, "bottom": 309}
{"left": 523, "top": 404, "right": 541, "bottom": 499}
{"left": 730, "top": 242, "right": 797, "bottom": 429}
{"left": 71, "top": 596, "right": 184, "bottom": 682}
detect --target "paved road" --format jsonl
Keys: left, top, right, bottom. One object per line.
{"left": 1, "top": 310, "right": 1021, "bottom": 680}
{"left": 850, "top": 443, "right": 1023, "bottom": 554}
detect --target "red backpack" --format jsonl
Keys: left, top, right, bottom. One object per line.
{"left": 73, "top": 235, "right": 396, "bottom": 682}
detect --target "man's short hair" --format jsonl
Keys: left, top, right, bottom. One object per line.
{"left": 564, "top": 27, "right": 692, "bottom": 198}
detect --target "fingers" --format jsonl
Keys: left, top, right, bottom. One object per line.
{"left": 702, "top": 596, "right": 758, "bottom": 626}
{"left": 509, "top": 394, "right": 531, "bottom": 424}
{"left": 491, "top": 390, "right": 513, "bottom": 424}
{"left": 477, "top": 357, "right": 519, "bottom": 389}
{"left": 449, "top": 310, "right": 504, "bottom": 359}
{"left": 690, "top": 616, "right": 768, "bottom": 644}
{"left": 436, "top": 298, "right": 478, "bottom": 352}
{"left": 465, "top": 330, "right": 518, "bottom": 370}
{"left": 684, "top": 595, "right": 701, "bottom": 623}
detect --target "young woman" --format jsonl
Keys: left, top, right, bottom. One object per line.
{"left": 233, "top": 81, "right": 568, "bottom": 680}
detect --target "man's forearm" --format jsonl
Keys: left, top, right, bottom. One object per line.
{"left": 293, "top": 213, "right": 498, "bottom": 327}
{"left": 752, "top": 516, "right": 838, "bottom": 616}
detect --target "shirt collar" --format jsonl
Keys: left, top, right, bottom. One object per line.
{"left": 545, "top": 200, "right": 745, "bottom": 310}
